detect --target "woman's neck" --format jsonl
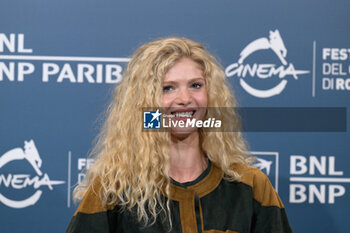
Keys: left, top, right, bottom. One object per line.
{"left": 169, "top": 132, "right": 208, "bottom": 183}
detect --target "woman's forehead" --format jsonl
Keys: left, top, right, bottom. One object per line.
{"left": 163, "top": 58, "right": 203, "bottom": 80}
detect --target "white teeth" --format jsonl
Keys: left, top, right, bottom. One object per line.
{"left": 174, "top": 111, "right": 194, "bottom": 117}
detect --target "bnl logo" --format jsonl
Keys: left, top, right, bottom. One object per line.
{"left": 143, "top": 110, "right": 162, "bottom": 129}
{"left": 252, "top": 151, "right": 279, "bottom": 192}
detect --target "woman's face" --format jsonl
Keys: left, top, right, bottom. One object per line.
{"left": 162, "top": 57, "right": 208, "bottom": 137}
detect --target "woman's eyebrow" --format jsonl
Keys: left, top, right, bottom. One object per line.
{"left": 189, "top": 77, "right": 205, "bottom": 81}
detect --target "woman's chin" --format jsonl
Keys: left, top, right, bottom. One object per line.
{"left": 170, "top": 127, "right": 199, "bottom": 139}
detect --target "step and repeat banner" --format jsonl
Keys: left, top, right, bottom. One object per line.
{"left": 1, "top": 0, "right": 349, "bottom": 232}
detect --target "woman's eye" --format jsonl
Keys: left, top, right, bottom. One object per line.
{"left": 192, "top": 83, "right": 202, "bottom": 89}
{"left": 163, "top": 85, "right": 173, "bottom": 92}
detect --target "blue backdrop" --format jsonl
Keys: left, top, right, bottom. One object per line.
{"left": 1, "top": 0, "right": 349, "bottom": 232}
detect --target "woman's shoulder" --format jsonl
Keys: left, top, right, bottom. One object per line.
{"left": 67, "top": 177, "right": 116, "bottom": 233}
{"left": 73, "top": 177, "right": 111, "bottom": 216}
{"left": 231, "top": 163, "right": 284, "bottom": 208}
{"left": 232, "top": 163, "right": 268, "bottom": 183}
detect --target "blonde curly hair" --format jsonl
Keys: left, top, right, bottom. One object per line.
{"left": 74, "top": 37, "right": 252, "bottom": 226}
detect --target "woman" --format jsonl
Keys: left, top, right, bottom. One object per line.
{"left": 67, "top": 37, "right": 293, "bottom": 233}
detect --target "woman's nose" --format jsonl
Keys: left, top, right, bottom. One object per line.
{"left": 175, "top": 88, "right": 192, "bottom": 105}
